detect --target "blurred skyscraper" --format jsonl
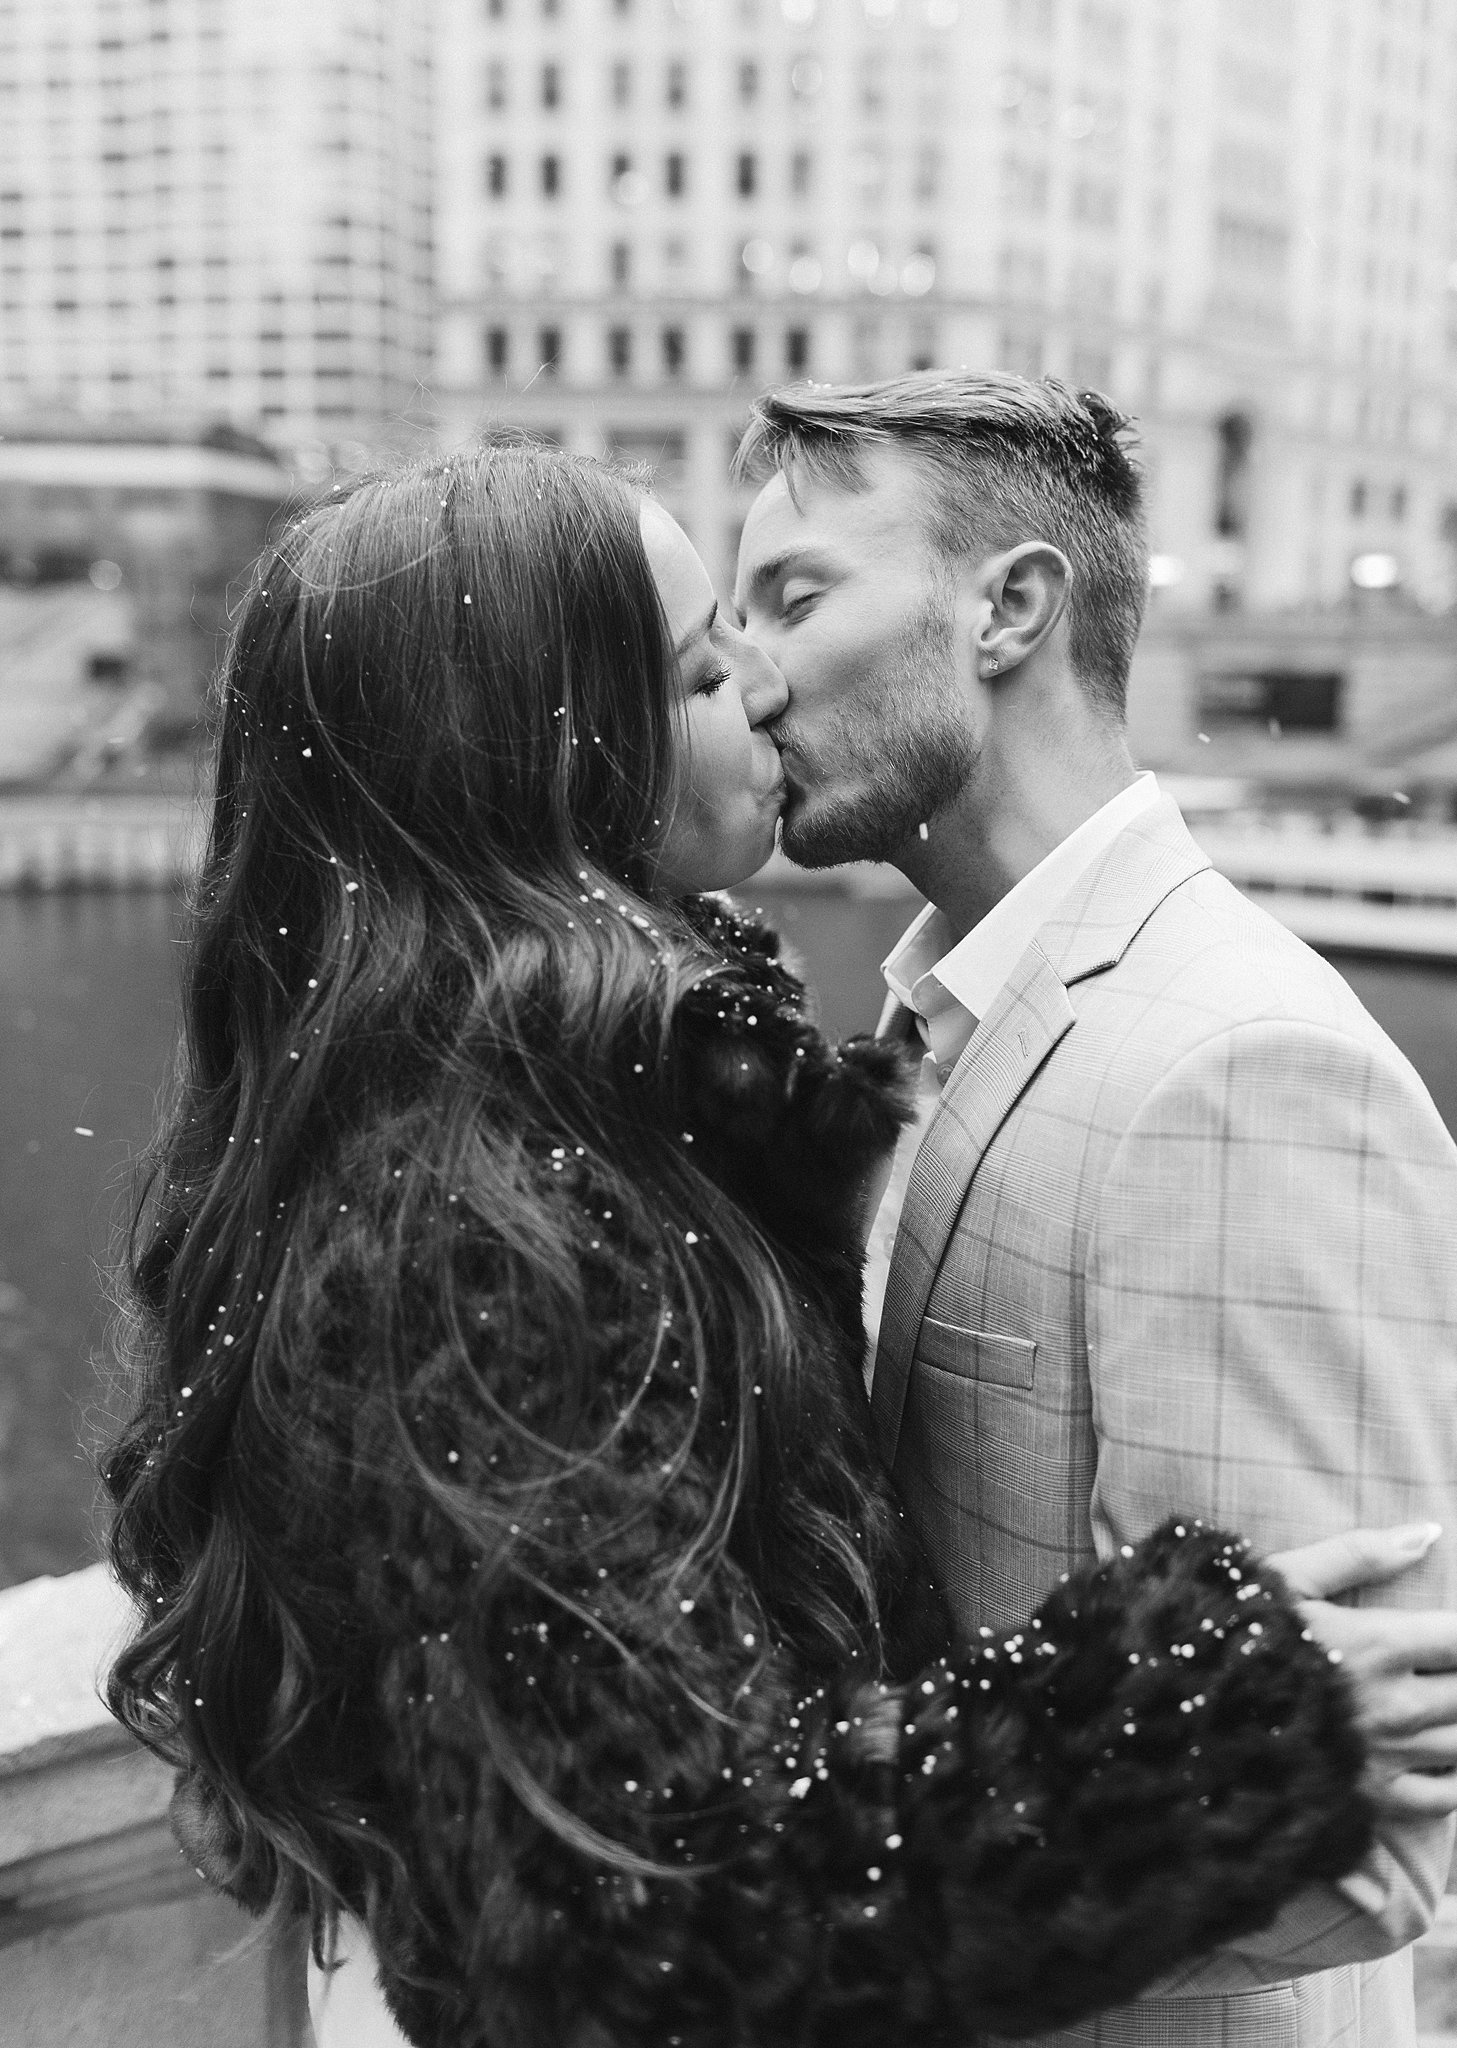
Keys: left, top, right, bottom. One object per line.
{"left": 435, "top": 0, "right": 1457, "bottom": 622}
{"left": 0, "top": 0, "right": 435, "bottom": 462}
{"left": 3, "top": 0, "right": 1455, "bottom": 625}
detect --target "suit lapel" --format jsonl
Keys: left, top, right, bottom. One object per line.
{"left": 869, "top": 796, "right": 1212, "bottom": 1467}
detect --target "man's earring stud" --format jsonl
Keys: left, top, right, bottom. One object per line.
{"left": 984, "top": 651, "right": 1001, "bottom": 673}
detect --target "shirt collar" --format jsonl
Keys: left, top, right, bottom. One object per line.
{"left": 883, "top": 772, "right": 1162, "bottom": 1069}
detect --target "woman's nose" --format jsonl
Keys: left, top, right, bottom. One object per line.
{"left": 740, "top": 642, "right": 789, "bottom": 730}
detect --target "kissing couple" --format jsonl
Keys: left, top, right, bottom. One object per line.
{"left": 107, "top": 374, "right": 1457, "bottom": 2048}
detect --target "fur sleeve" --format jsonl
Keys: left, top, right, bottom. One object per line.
{"left": 362, "top": 1520, "right": 1369, "bottom": 2048}
{"left": 168, "top": 1483, "right": 1369, "bottom": 2047}
{"left": 764, "top": 1519, "right": 1371, "bottom": 2041}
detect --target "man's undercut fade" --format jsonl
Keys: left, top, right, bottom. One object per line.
{"left": 734, "top": 371, "right": 1148, "bottom": 717}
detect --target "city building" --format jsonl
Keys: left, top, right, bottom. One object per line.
{"left": 0, "top": 419, "right": 290, "bottom": 779}
{"left": 6, "top": 0, "right": 1457, "bottom": 779}
{"left": 434, "top": 0, "right": 1457, "bottom": 758}
{"left": 0, "top": 0, "right": 436, "bottom": 459}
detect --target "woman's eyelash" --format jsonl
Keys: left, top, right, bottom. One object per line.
{"left": 696, "top": 664, "right": 731, "bottom": 698}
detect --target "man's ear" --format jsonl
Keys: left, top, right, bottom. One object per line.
{"left": 973, "top": 542, "right": 1071, "bottom": 679}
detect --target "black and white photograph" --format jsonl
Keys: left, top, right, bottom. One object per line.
{"left": 2, "top": 3, "right": 1457, "bottom": 2044}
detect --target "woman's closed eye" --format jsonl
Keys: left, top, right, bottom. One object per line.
{"left": 694, "top": 663, "right": 732, "bottom": 699}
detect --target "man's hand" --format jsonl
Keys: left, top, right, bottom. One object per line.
{"left": 1268, "top": 1525, "right": 1457, "bottom": 1817}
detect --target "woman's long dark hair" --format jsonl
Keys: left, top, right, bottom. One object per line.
{"left": 104, "top": 440, "right": 904, "bottom": 1936}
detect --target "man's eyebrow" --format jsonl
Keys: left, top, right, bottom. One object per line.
{"left": 743, "top": 551, "right": 795, "bottom": 598}
{"left": 674, "top": 598, "right": 716, "bottom": 658}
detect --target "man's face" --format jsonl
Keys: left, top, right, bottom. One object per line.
{"left": 733, "top": 441, "right": 977, "bottom": 869}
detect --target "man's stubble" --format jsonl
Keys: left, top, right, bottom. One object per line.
{"left": 773, "top": 594, "right": 977, "bottom": 870}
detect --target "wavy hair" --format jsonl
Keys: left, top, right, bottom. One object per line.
{"left": 103, "top": 440, "right": 906, "bottom": 1941}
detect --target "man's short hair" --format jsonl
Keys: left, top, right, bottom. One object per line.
{"left": 734, "top": 371, "right": 1148, "bottom": 717}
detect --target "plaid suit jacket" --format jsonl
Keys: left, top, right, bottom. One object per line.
{"left": 871, "top": 797, "right": 1457, "bottom": 2048}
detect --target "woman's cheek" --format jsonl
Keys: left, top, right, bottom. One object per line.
{"left": 699, "top": 709, "right": 733, "bottom": 811}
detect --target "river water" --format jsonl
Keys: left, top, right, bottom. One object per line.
{"left": 3, "top": 888, "right": 1456, "bottom": 1588}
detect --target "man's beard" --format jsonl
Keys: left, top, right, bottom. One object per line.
{"left": 774, "top": 599, "right": 976, "bottom": 869}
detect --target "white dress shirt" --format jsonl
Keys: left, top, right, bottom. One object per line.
{"left": 860, "top": 773, "right": 1162, "bottom": 1373}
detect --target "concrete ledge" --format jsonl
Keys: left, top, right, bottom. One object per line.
{"left": 0, "top": 1561, "right": 136, "bottom": 1765}
{"left": 0, "top": 1565, "right": 308, "bottom": 2045}
{"left": 0, "top": 1562, "right": 182, "bottom": 1945}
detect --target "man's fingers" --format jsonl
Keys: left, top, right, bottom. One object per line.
{"left": 1357, "top": 1672, "right": 1457, "bottom": 1744}
{"left": 1368, "top": 1769, "right": 1457, "bottom": 1820}
{"left": 1269, "top": 1524, "right": 1442, "bottom": 1599}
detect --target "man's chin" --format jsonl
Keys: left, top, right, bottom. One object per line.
{"left": 779, "top": 791, "right": 908, "bottom": 871}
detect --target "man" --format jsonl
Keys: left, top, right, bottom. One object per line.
{"left": 733, "top": 372, "right": 1457, "bottom": 2047}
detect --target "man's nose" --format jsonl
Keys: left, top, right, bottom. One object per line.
{"left": 741, "top": 642, "right": 790, "bottom": 729}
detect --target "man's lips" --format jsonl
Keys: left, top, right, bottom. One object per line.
{"left": 755, "top": 733, "right": 789, "bottom": 801}
{"left": 767, "top": 725, "right": 813, "bottom": 778}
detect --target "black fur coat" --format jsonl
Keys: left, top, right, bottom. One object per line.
{"left": 172, "top": 906, "right": 1371, "bottom": 2047}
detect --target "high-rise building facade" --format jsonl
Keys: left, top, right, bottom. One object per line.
{"left": 435, "top": 0, "right": 1457, "bottom": 618}
{"left": 0, "top": 0, "right": 435, "bottom": 454}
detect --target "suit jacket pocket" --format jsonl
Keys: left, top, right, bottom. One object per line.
{"left": 916, "top": 1317, "right": 1037, "bottom": 1390}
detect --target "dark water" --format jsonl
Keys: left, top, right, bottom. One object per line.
{"left": 3, "top": 888, "right": 1456, "bottom": 1589}
{"left": 0, "top": 893, "right": 181, "bottom": 1584}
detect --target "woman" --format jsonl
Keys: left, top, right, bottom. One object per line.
{"left": 104, "top": 442, "right": 1423, "bottom": 2047}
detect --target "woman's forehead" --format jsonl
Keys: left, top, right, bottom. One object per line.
{"left": 639, "top": 499, "right": 715, "bottom": 635}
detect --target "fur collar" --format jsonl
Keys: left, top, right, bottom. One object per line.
{"left": 671, "top": 900, "right": 916, "bottom": 1319}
